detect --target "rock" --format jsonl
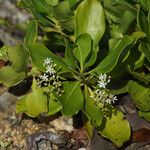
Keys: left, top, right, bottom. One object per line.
{"left": 0, "top": 92, "right": 17, "bottom": 111}
{"left": 90, "top": 130, "right": 117, "bottom": 150}
{"left": 118, "top": 95, "right": 150, "bottom": 130}
{"left": 0, "top": 0, "right": 30, "bottom": 45}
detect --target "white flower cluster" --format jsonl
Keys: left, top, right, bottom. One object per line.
{"left": 92, "top": 89, "right": 117, "bottom": 105}
{"left": 97, "top": 74, "right": 110, "bottom": 89}
{"left": 37, "top": 58, "right": 63, "bottom": 96}
{"left": 91, "top": 74, "right": 117, "bottom": 105}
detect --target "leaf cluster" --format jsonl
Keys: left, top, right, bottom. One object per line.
{"left": 0, "top": 0, "right": 150, "bottom": 147}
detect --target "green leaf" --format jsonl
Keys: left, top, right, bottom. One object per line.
{"left": 0, "top": 45, "right": 8, "bottom": 60}
{"left": 25, "top": 79, "right": 48, "bottom": 117}
{"left": 53, "top": 1, "right": 75, "bottom": 31}
{"left": 118, "top": 10, "right": 135, "bottom": 34}
{"left": 110, "top": 82, "right": 129, "bottom": 95}
{"left": 53, "top": 1, "right": 72, "bottom": 19}
{"left": 91, "top": 36, "right": 133, "bottom": 74}
{"left": 67, "top": 0, "right": 81, "bottom": 8}
{"left": 128, "top": 81, "right": 150, "bottom": 112}
{"left": 130, "top": 31, "right": 146, "bottom": 45}
{"left": 109, "top": 38, "right": 120, "bottom": 50}
{"left": 75, "top": 0, "right": 105, "bottom": 45}
{"left": 27, "top": 43, "right": 72, "bottom": 73}
{"left": 64, "top": 39, "right": 76, "bottom": 68}
{"left": 124, "top": 40, "right": 145, "bottom": 71}
{"left": 47, "top": 93, "right": 62, "bottom": 116}
{"left": 137, "top": 5, "right": 148, "bottom": 34}
{"left": 6, "top": 45, "right": 28, "bottom": 72}
{"left": 25, "top": 20, "right": 38, "bottom": 44}
{"left": 74, "top": 33, "right": 92, "bottom": 71}
{"left": 99, "top": 110, "right": 131, "bottom": 147}
{"left": 131, "top": 72, "right": 150, "bottom": 85}
{"left": 84, "top": 45, "right": 99, "bottom": 68}
{"left": 45, "top": 0, "right": 58, "bottom": 6}
{"left": 84, "top": 120, "right": 94, "bottom": 139}
{"left": 83, "top": 86, "right": 103, "bottom": 127}
{"left": 103, "top": 0, "right": 136, "bottom": 23}
{"left": 0, "top": 66, "right": 26, "bottom": 87}
{"left": 139, "top": 42, "right": 150, "bottom": 62}
{"left": 16, "top": 96, "right": 27, "bottom": 113}
{"left": 139, "top": 0, "right": 150, "bottom": 11}
{"left": 18, "top": 0, "right": 52, "bottom": 27}
{"left": 57, "top": 81, "right": 84, "bottom": 116}
{"left": 139, "top": 110, "right": 150, "bottom": 122}
{"left": 32, "top": 0, "right": 51, "bottom": 14}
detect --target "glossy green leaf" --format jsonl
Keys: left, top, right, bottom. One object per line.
{"left": 109, "top": 38, "right": 120, "bottom": 50}
{"left": 27, "top": 43, "right": 72, "bottom": 73}
{"left": 18, "top": 0, "right": 52, "bottom": 27}
{"left": 74, "top": 33, "right": 92, "bottom": 70}
{"left": 130, "top": 31, "right": 146, "bottom": 45}
{"left": 139, "top": 110, "right": 150, "bottom": 122}
{"left": 64, "top": 39, "right": 76, "bottom": 68}
{"left": 118, "top": 10, "right": 135, "bottom": 34}
{"left": 57, "top": 81, "right": 84, "bottom": 116}
{"left": 91, "top": 36, "right": 133, "bottom": 74}
{"left": 128, "top": 81, "right": 150, "bottom": 111}
{"left": 134, "top": 53, "right": 145, "bottom": 70}
{"left": 139, "top": 42, "right": 150, "bottom": 62}
{"left": 83, "top": 86, "right": 103, "bottom": 127}
{"left": 137, "top": 5, "right": 148, "bottom": 34}
{"left": 67, "top": 0, "right": 81, "bottom": 8}
{"left": 139, "top": 0, "right": 150, "bottom": 11}
{"left": 103, "top": 0, "right": 136, "bottom": 23}
{"left": 0, "top": 66, "right": 26, "bottom": 87}
{"left": 85, "top": 50, "right": 98, "bottom": 68}
{"left": 110, "top": 82, "right": 129, "bottom": 95}
{"left": 25, "top": 79, "right": 48, "bottom": 117}
{"left": 84, "top": 121, "right": 94, "bottom": 139}
{"left": 75, "top": 0, "right": 105, "bottom": 45}
{"left": 25, "top": 20, "right": 38, "bottom": 44}
{"left": 47, "top": 93, "right": 62, "bottom": 116}
{"left": 45, "top": 0, "right": 58, "bottom": 6}
{"left": 99, "top": 110, "right": 131, "bottom": 147}
{"left": 53, "top": 1, "right": 72, "bottom": 19}
{"left": 131, "top": 72, "right": 150, "bottom": 85}
{"left": 124, "top": 44, "right": 145, "bottom": 71}
{"left": 32, "top": 0, "right": 51, "bottom": 14}
{"left": 0, "top": 45, "right": 8, "bottom": 60}
{"left": 84, "top": 45, "right": 99, "bottom": 68}
{"left": 16, "top": 96, "right": 27, "bottom": 113}
{"left": 6, "top": 45, "right": 28, "bottom": 72}
{"left": 53, "top": 1, "right": 75, "bottom": 31}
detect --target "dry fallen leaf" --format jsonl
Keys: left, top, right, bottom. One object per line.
{"left": 70, "top": 127, "right": 88, "bottom": 141}
{"left": 132, "top": 128, "right": 150, "bottom": 142}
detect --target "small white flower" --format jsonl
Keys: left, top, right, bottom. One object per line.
{"left": 97, "top": 74, "right": 110, "bottom": 89}
{"left": 111, "top": 96, "right": 117, "bottom": 103}
{"left": 46, "top": 65, "right": 56, "bottom": 75}
{"left": 98, "top": 74, "right": 107, "bottom": 80}
{"left": 106, "top": 94, "right": 117, "bottom": 104}
{"left": 92, "top": 88, "right": 117, "bottom": 105}
{"left": 39, "top": 73, "right": 48, "bottom": 81}
{"left": 43, "top": 58, "right": 52, "bottom": 66}
{"left": 98, "top": 81, "right": 107, "bottom": 89}
{"left": 105, "top": 98, "right": 111, "bottom": 104}
{"left": 53, "top": 81, "right": 57, "bottom": 85}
